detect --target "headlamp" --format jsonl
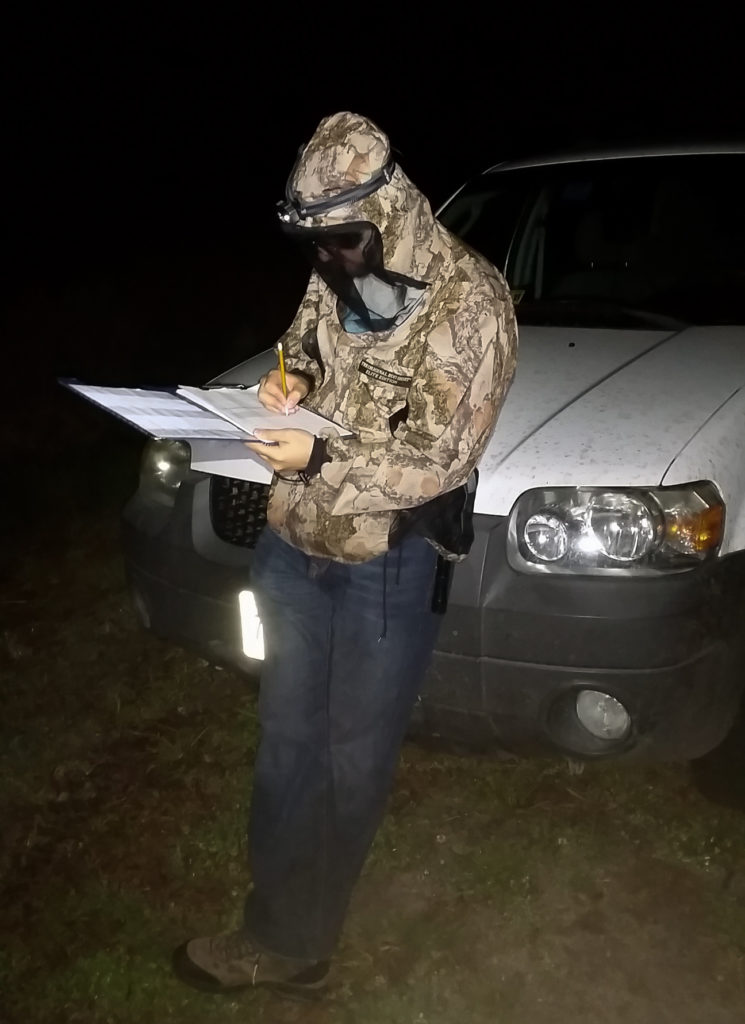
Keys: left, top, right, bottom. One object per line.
{"left": 276, "top": 153, "right": 396, "bottom": 227}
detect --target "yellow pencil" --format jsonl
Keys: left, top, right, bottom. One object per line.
{"left": 276, "top": 342, "right": 288, "bottom": 400}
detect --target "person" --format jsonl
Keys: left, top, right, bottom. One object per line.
{"left": 173, "top": 111, "right": 518, "bottom": 1000}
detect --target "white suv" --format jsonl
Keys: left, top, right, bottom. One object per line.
{"left": 122, "top": 144, "right": 745, "bottom": 761}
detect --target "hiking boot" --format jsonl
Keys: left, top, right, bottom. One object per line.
{"left": 172, "top": 930, "right": 330, "bottom": 1000}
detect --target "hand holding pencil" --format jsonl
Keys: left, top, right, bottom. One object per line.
{"left": 256, "top": 346, "right": 311, "bottom": 415}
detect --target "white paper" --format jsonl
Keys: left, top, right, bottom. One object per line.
{"left": 66, "top": 383, "right": 264, "bottom": 440}
{"left": 177, "top": 384, "right": 352, "bottom": 438}
{"left": 64, "top": 381, "right": 353, "bottom": 484}
{"left": 189, "top": 439, "right": 274, "bottom": 484}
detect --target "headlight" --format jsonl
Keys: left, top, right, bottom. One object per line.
{"left": 523, "top": 511, "right": 568, "bottom": 562}
{"left": 509, "top": 482, "right": 724, "bottom": 575}
{"left": 138, "top": 439, "right": 191, "bottom": 506}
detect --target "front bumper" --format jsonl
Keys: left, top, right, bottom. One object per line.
{"left": 122, "top": 482, "right": 745, "bottom": 761}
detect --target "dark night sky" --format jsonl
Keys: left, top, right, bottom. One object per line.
{"left": 5, "top": 10, "right": 744, "bottom": 389}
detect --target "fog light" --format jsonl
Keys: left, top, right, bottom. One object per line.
{"left": 575, "top": 690, "right": 630, "bottom": 740}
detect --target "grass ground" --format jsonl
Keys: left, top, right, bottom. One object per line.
{"left": 2, "top": 430, "right": 745, "bottom": 1023}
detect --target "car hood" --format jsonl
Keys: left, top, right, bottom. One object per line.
{"left": 475, "top": 325, "right": 745, "bottom": 515}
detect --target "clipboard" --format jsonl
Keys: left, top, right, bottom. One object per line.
{"left": 60, "top": 379, "right": 353, "bottom": 484}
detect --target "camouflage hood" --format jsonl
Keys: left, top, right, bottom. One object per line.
{"left": 278, "top": 111, "right": 451, "bottom": 286}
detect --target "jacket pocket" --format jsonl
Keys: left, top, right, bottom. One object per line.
{"left": 343, "top": 371, "right": 409, "bottom": 437}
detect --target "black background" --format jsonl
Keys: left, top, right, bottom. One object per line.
{"left": 5, "top": 10, "right": 744, "bottom": 395}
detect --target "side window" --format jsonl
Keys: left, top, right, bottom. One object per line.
{"left": 439, "top": 177, "right": 531, "bottom": 273}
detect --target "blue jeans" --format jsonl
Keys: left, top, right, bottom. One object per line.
{"left": 244, "top": 526, "right": 441, "bottom": 960}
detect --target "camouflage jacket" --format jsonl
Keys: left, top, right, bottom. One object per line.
{"left": 267, "top": 113, "right": 518, "bottom": 563}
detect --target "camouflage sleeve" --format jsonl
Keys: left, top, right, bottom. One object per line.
{"left": 276, "top": 273, "right": 323, "bottom": 389}
{"left": 320, "top": 303, "right": 517, "bottom": 515}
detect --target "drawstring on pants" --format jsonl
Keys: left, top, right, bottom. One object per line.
{"left": 379, "top": 545, "right": 404, "bottom": 642}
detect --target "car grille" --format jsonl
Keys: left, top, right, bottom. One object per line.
{"left": 209, "top": 477, "right": 270, "bottom": 548}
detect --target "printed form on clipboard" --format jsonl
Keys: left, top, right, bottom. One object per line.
{"left": 178, "top": 384, "right": 354, "bottom": 485}
{"left": 61, "top": 380, "right": 353, "bottom": 485}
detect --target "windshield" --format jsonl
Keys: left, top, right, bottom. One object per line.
{"left": 439, "top": 154, "right": 745, "bottom": 327}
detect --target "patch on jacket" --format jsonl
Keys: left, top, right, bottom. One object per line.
{"left": 358, "top": 359, "right": 413, "bottom": 388}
